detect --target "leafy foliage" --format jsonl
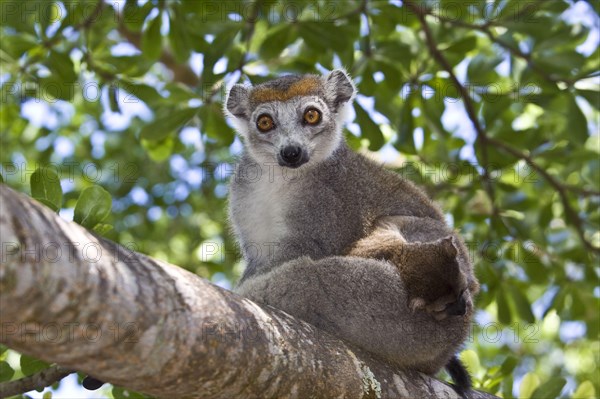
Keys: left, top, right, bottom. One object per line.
{"left": 1, "top": 0, "right": 598, "bottom": 397}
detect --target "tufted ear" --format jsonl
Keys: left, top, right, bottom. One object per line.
{"left": 225, "top": 84, "right": 250, "bottom": 120}
{"left": 324, "top": 69, "right": 357, "bottom": 110}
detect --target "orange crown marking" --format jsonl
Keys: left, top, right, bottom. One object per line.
{"left": 250, "top": 77, "right": 321, "bottom": 103}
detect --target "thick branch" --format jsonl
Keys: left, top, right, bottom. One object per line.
{"left": 0, "top": 185, "right": 498, "bottom": 398}
{"left": 0, "top": 364, "right": 72, "bottom": 398}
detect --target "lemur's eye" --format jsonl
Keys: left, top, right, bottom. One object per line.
{"left": 303, "top": 108, "right": 321, "bottom": 125}
{"left": 256, "top": 114, "right": 275, "bottom": 132}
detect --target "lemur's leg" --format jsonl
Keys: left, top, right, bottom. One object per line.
{"left": 376, "top": 215, "right": 480, "bottom": 295}
{"left": 234, "top": 255, "right": 471, "bottom": 375}
{"left": 345, "top": 223, "right": 407, "bottom": 259}
{"left": 346, "top": 216, "right": 477, "bottom": 319}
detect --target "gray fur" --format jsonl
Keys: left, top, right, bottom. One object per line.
{"left": 226, "top": 84, "right": 250, "bottom": 119}
{"left": 226, "top": 69, "right": 479, "bottom": 376}
{"left": 325, "top": 69, "right": 356, "bottom": 108}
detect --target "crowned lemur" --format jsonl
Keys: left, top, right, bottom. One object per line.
{"left": 224, "top": 70, "right": 480, "bottom": 397}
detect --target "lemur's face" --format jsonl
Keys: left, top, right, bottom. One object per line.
{"left": 224, "top": 70, "right": 356, "bottom": 168}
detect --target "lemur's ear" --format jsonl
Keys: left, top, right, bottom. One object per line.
{"left": 225, "top": 84, "right": 250, "bottom": 120}
{"left": 438, "top": 236, "right": 459, "bottom": 258}
{"left": 324, "top": 69, "right": 357, "bottom": 109}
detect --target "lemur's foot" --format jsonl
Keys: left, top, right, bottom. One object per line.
{"left": 409, "top": 289, "right": 470, "bottom": 320}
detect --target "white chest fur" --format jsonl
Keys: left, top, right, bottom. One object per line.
{"left": 231, "top": 166, "right": 291, "bottom": 263}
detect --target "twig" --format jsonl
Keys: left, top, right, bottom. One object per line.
{"left": 116, "top": 24, "right": 199, "bottom": 87}
{"left": 485, "top": 136, "right": 600, "bottom": 254}
{"left": 420, "top": 5, "right": 583, "bottom": 86}
{"left": 0, "top": 365, "right": 73, "bottom": 398}
{"left": 235, "top": 0, "right": 261, "bottom": 77}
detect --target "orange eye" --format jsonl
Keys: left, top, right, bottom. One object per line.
{"left": 303, "top": 108, "right": 321, "bottom": 125}
{"left": 256, "top": 114, "right": 275, "bottom": 132}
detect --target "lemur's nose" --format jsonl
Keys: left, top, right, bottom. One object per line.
{"left": 279, "top": 146, "right": 306, "bottom": 167}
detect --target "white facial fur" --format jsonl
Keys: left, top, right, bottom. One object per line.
{"left": 224, "top": 70, "right": 357, "bottom": 169}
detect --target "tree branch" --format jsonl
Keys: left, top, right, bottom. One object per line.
{"left": 0, "top": 185, "right": 498, "bottom": 399}
{"left": 403, "top": 0, "right": 599, "bottom": 254}
{"left": 403, "top": 1, "right": 506, "bottom": 235}
{"left": 484, "top": 137, "right": 600, "bottom": 254}
{"left": 0, "top": 365, "right": 73, "bottom": 398}
{"left": 416, "top": 4, "right": 583, "bottom": 86}
{"left": 116, "top": 24, "right": 199, "bottom": 87}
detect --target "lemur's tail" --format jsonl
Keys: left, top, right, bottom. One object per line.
{"left": 446, "top": 354, "right": 473, "bottom": 399}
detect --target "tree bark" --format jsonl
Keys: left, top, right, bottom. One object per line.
{"left": 0, "top": 185, "right": 498, "bottom": 399}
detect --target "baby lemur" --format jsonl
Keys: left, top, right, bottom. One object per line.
{"left": 225, "top": 70, "right": 479, "bottom": 396}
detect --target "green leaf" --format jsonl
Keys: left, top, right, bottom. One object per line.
{"left": 93, "top": 223, "right": 113, "bottom": 235}
{"left": 577, "top": 89, "right": 600, "bottom": 110}
{"left": 122, "top": 0, "right": 155, "bottom": 32}
{"left": 496, "top": 288, "right": 511, "bottom": 324}
{"left": 508, "top": 285, "right": 535, "bottom": 323}
{"left": 467, "top": 190, "right": 493, "bottom": 216}
{"left": 502, "top": 375, "right": 514, "bottom": 399}
{"left": 31, "top": 167, "right": 63, "bottom": 212}
{"left": 460, "top": 349, "right": 480, "bottom": 375}
{"left": 395, "top": 97, "right": 416, "bottom": 154}
{"left": 500, "top": 356, "right": 518, "bottom": 375}
{"left": 572, "top": 380, "right": 596, "bottom": 399}
{"left": 168, "top": 7, "right": 191, "bottom": 63}
{"left": 20, "top": 354, "right": 50, "bottom": 376}
{"left": 569, "top": 287, "right": 586, "bottom": 319}
{"left": 199, "top": 103, "right": 235, "bottom": 145}
{"left": 0, "top": 34, "right": 39, "bottom": 59}
{"left": 467, "top": 53, "right": 503, "bottom": 82}
{"left": 299, "top": 22, "right": 353, "bottom": 53}
{"left": 535, "top": 51, "right": 585, "bottom": 75}
{"left": 444, "top": 36, "right": 478, "bottom": 54}
{"left": 74, "top": 186, "right": 112, "bottom": 229}
{"left": 140, "top": 108, "right": 198, "bottom": 141}
{"left": 521, "top": 243, "right": 547, "bottom": 284}
{"left": 530, "top": 377, "right": 566, "bottom": 399}
{"left": 142, "top": 14, "right": 162, "bottom": 61}
{"left": 39, "top": 76, "right": 75, "bottom": 101}
{"left": 377, "top": 41, "right": 412, "bottom": 72}
{"left": 96, "top": 55, "right": 153, "bottom": 78}
{"left": 519, "top": 372, "right": 541, "bottom": 399}
{"left": 119, "top": 81, "right": 164, "bottom": 107}
{"left": 141, "top": 135, "right": 175, "bottom": 162}
{"left": 259, "top": 24, "right": 297, "bottom": 60}
{"left": 567, "top": 96, "right": 589, "bottom": 143}
{"left": 354, "top": 103, "right": 384, "bottom": 151}
{"left": 46, "top": 50, "right": 77, "bottom": 84}
{"left": 482, "top": 96, "right": 512, "bottom": 126}
{"left": 109, "top": 85, "right": 120, "bottom": 113}
{"left": 0, "top": 361, "right": 14, "bottom": 382}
